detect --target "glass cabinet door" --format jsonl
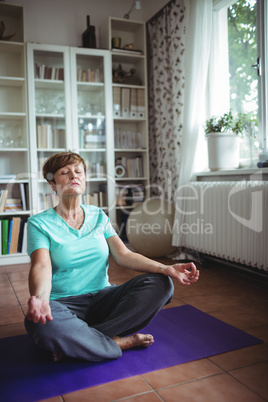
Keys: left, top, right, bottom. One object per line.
{"left": 27, "top": 44, "right": 72, "bottom": 213}
{"left": 70, "top": 48, "right": 114, "bottom": 212}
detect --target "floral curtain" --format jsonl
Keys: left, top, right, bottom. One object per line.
{"left": 147, "top": 0, "right": 186, "bottom": 200}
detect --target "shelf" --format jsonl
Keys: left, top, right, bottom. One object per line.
{"left": 111, "top": 53, "right": 145, "bottom": 63}
{"left": 36, "top": 113, "right": 65, "bottom": 118}
{"left": 115, "top": 148, "right": 147, "bottom": 153}
{"left": 113, "top": 82, "right": 145, "bottom": 88}
{"left": 35, "top": 79, "right": 64, "bottom": 89}
{"left": 0, "top": 113, "right": 26, "bottom": 120}
{"left": 109, "top": 17, "right": 145, "bottom": 53}
{"left": 0, "top": 253, "right": 30, "bottom": 265}
{"left": 37, "top": 149, "right": 65, "bottom": 154}
{"left": 0, "top": 148, "right": 28, "bottom": 152}
{"left": 78, "top": 114, "right": 105, "bottom": 119}
{"left": 114, "top": 117, "right": 146, "bottom": 122}
{"left": 79, "top": 148, "right": 106, "bottom": 152}
{"left": 0, "top": 210, "right": 30, "bottom": 217}
{"left": 77, "top": 82, "right": 104, "bottom": 87}
{"left": 0, "top": 77, "right": 25, "bottom": 87}
{"left": 0, "top": 112, "right": 26, "bottom": 119}
{"left": 0, "top": 41, "right": 24, "bottom": 52}
{"left": 116, "top": 177, "right": 147, "bottom": 181}
{"left": 86, "top": 178, "right": 107, "bottom": 182}
{"left": 0, "top": 179, "right": 29, "bottom": 183}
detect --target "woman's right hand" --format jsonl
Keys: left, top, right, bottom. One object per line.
{"left": 26, "top": 296, "right": 53, "bottom": 325}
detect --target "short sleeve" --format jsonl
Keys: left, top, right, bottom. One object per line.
{"left": 102, "top": 211, "right": 118, "bottom": 239}
{"left": 27, "top": 218, "right": 50, "bottom": 256}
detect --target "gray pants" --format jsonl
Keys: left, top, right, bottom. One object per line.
{"left": 24, "top": 273, "right": 174, "bottom": 362}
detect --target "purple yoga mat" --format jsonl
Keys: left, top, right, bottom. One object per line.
{"left": 0, "top": 305, "right": 262, "bottom": 402}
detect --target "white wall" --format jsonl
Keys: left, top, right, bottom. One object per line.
{"left": 5, "top": 0, "right": 170, "bottom": 48}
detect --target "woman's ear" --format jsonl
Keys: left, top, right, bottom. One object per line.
{"left": 48, "top": 181, "right": 56, "bottom": 193}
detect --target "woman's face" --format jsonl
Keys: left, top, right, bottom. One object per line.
{"left": 50, "top": 162, "right": 86, "bottom": 197}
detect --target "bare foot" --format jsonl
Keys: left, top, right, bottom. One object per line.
{"left": 113, "top": 333, "right": 154, "bottom": 351}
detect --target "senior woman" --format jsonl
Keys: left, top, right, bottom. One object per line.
{"left": 25, "top": 151, "right": 199, "bottom": 362}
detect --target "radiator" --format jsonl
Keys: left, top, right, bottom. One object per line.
{"left": 174, "top": 181, "right": 268, "bottom": 271}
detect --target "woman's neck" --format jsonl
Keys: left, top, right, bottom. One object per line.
{"left": 55, "top": 196, "right": 82, "bottom": 219}
{"left": 54, "top": 196, "right": 85, "bottom": 230}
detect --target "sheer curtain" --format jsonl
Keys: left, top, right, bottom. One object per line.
{"left": 147, "top": 0, "right": 187, "bottom": 200}
{"left": 172, "top": 0, "right": 213, "bottom": 247}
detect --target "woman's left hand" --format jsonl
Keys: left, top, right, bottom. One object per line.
{"left": 165, "top": 262, "right": 199, "bottom": 286}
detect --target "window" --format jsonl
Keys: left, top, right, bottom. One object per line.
{"left": 228, "top": 0, "right": 258, "bottom": 163}
{"left": 210, "top": 0, "right": 267, "bottom": 167}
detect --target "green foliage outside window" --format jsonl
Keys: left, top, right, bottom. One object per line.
{"left": 228, "top": 0, "right": 259, "bottom": 161}
{"left": 228, "top": 0, "right": 257, "bottom": 117}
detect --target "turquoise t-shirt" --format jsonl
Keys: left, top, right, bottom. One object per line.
{"left": 27, "top": 205, "right": 118, "bottom": 300}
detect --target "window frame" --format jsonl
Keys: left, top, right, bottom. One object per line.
{"left": 209, "top": 0, "right": 267, "bottom": 170}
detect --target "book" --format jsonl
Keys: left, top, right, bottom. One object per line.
{"left": 121, "top": 88, "right": 130, "bottom": 117}
{"left": 113, "top": 87, "right": 121, "bottom": 117}
{"left": 0, "top": 189, "right": 8, "bottom": 212}
{"left": 17, "top": 219, "right": 25, "bottom": 253}
{"left": 10, "top": 217, "right": 21, "bottom": 254}
{"left": 53, "top": 129, "right": 65, "bottom": 148}
{"left": 20, "top": 183, "right": 27, "bottom": 210}
{"left": 130, "top": 88, "right": 137, "bottom": 118}
{"left": 21, "top": 222, "right": 28, "bottom": 254}
{"left": 137, "top": 88, "right": 145, "bottom": 118}
{"left": 1, "top": 219, "right": 9, "bottom": 255}
{"left": 7, "top": 219, "right": 13, "bottom": 254}
{"left": 4, "top": 198, "right": 22, "bottom": 211}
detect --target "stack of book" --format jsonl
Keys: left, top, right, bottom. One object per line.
{"left": 82, "top": 191, "right": 106, "bottom": 208}
{"left": 115, "top": 156, "right": 144, "bottom": 178}
{"left": 113, "top": 88, "right": 145, "bottom": 118}
{"left": 36, "top": 124, "right": 65, "bottom": 149}
{"left": 38, "top": 193, "right": 58, "bottom": 210}
{"left": 35, "top": 63, "right": 64, "bottom": 80}
{"left": 114, "top": 129, "right": 143, "bottom": 149}
{"left": 0, "top": 183, "right": 28, "bottom": 212}
{"left": 0, "top": 217, "right": 27, "bottom": 255}
{"left": 77, "top": 68, "right": 103, "bottom": 83}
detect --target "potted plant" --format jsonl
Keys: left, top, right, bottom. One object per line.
{"left": 204, "top": 110, "right": 247, "bottom": 170}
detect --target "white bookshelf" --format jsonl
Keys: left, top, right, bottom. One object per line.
{"left": 0, "top": 3, "right": 31, "bottom": 264}
{"left": 1, "top": 15, "right": 150, "bottom": 263}
{"left": 108, "top": 17, "right": 150, "bottom": 235}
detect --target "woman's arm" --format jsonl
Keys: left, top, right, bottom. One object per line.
{"left": 26, "top": 248, "right": 53, "bottom": 324}
{"left": 107, "top": 236, "right": 199, "bottom": 286}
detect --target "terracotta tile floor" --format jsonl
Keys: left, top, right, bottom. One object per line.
{"left": 1, "top": 258, "right": 268, "bottom": 401}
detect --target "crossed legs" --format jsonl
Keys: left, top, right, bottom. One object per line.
{"left": 24, "top": 273, "right": 174, "bottom": 362}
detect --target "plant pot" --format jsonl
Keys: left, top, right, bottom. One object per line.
{"left": 206, "top": 133, "right": 240, "bottom": 171}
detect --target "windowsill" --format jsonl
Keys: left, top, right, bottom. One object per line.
{"left": 195, "top": 167, "right": 268, "bottom": 181}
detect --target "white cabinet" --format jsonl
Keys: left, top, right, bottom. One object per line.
{"left": 108, "top": 17, "right": 150, "bottom": 236}
{"left": 1, "top": 16, "right": 150, "bottom": 264}
{"left": 27, "top": 44, "right": 116, "bottom": 221}
{"left": 0, "top": 40, "right": 30, "bottom": 264}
